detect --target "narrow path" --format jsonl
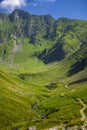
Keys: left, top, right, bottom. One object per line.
{"left": 77, "top": 98, "right": 87, "bottom": 121}
{"left": 64, "top": 84, "right": 68, "bottom": 89}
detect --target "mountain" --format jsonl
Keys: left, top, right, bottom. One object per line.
{"left": 37, "top": 18, "right": 87, "bottom": 63}
{"left": 0, "top": 9, "right": 87, "bottom": 130}
{"left": 0, "top": 9, "right": 55, "bottom": 62}
{"left": 1, "top": 10, "right": 87, "bottom": 64}
{"left": 0, "top": 9, "right": 55, "bottom": 41}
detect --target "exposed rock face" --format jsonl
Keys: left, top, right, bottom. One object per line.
{"left": 0, "top": 57, "right": 3, "bottom": 63}
{"left": 1, "top": 9, "right": 87, "bottom": 64}
{"left": 0, "top": 9, "right": 55, "bottom": 40}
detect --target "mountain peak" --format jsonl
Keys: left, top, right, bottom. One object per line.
{"left": 11, "top": 9, "right": 30, "bottom": 14}
{"left": 9, "top": 9, "right": 31, "bottom": 21}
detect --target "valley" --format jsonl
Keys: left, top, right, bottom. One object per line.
{"left": 0, "top": 9, "right": 87, "bottom": 130}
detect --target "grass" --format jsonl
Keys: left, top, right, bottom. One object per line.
{"left": 1, "top": 11, "right": 87, "bottom": 130}
{"left": 0, "top": 64, "right": 87, "bottom": 129}
{"left": 0, "top": 40, "right": 87, "bottom": 130}
{"left": 0, "top": 69, "right": 48, "bottom": 129}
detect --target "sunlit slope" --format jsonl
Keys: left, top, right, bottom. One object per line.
{"left": 17, "top": 44, "right": 87, "bottom": 129}
{"left": 0, "top": 69, "right": 48, "bottom": 129}
{"left": 0, "top": 44, "right": 87, "bottom": 129}
{"left": 18, "top": 43, "right": 87, "bottom": 86}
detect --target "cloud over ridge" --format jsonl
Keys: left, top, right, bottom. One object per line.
{"left": 0, "top": 0, "right": 26, "bottom": 11}
{"left": 0, "top": 0, "right": 56, "bottom": 11}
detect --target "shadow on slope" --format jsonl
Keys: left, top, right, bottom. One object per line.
{"left": 37, "top": 43, "right": 66, "bottom": 64}
{"left": 69, "top": 77, "right": 87, "bottom": 85}
{"left": 68, "top": 57, "right": 87, "bottom": 76}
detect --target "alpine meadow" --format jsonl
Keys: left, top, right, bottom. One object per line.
{"left": 0, "top": 8, "right": 87, "bottom": 130}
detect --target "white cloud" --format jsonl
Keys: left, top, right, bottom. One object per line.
{"left": 0, "top": 0, "right": 56, "bottom": 11}
{"left": 31, "top": 0, "right": 56, "bottom": 6}
{"left": 0, "top": 0, "right": 26, "bottom": 11}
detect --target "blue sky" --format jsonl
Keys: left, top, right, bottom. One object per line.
{"left": 0, "top": 0, "right": 87, "bottom": 20}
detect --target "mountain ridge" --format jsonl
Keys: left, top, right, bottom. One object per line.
{"left": 1, "top": 9, "right": 87, "bottom": 64}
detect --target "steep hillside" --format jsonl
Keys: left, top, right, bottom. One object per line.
{"left": 1, "top": 43, "right": 87, "bottom": 129}
{"left": 0, "top": 9, "right": 87, "bottom": 130}
{"left": 38, "top": 18, "right": 87, "bottom": 63}
{"left": 0, "top": 10, "right": 87, "bottom": 65}
{"left": 0, "top": 9, "right": 55, "bottom": 64}
{"left": 18, "top": 42, "right": 87, "bottom": 86}
{"left": 0, "top": 69, "right": 49, "bottom": 130}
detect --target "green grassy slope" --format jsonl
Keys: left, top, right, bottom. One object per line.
{"left": 0, "top": 69, "right": 49, "bottom": 130}
{"left": 24, "top": 44, "right": 87, "bottom": 129}
{"left": 1, "top": 67, "right": 87, "bottom": 129}
{"left": 37, "top": 18, "right": 87, "bottom": 63}
{"left": 0, "top": 10, "right": 87, "bottom": 130}
{"left": 19, "top": 43, "right": 87, "bottom": 85}
{"left": 0, "top": 42, "right": 86, "bottom": 129}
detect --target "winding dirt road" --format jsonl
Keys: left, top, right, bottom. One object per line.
{"left": 77, "top": 98, "right": 87, "bottom": 121}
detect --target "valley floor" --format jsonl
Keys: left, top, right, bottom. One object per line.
{"left": 0, "top": 57, "right": 87, "bottom": 130}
